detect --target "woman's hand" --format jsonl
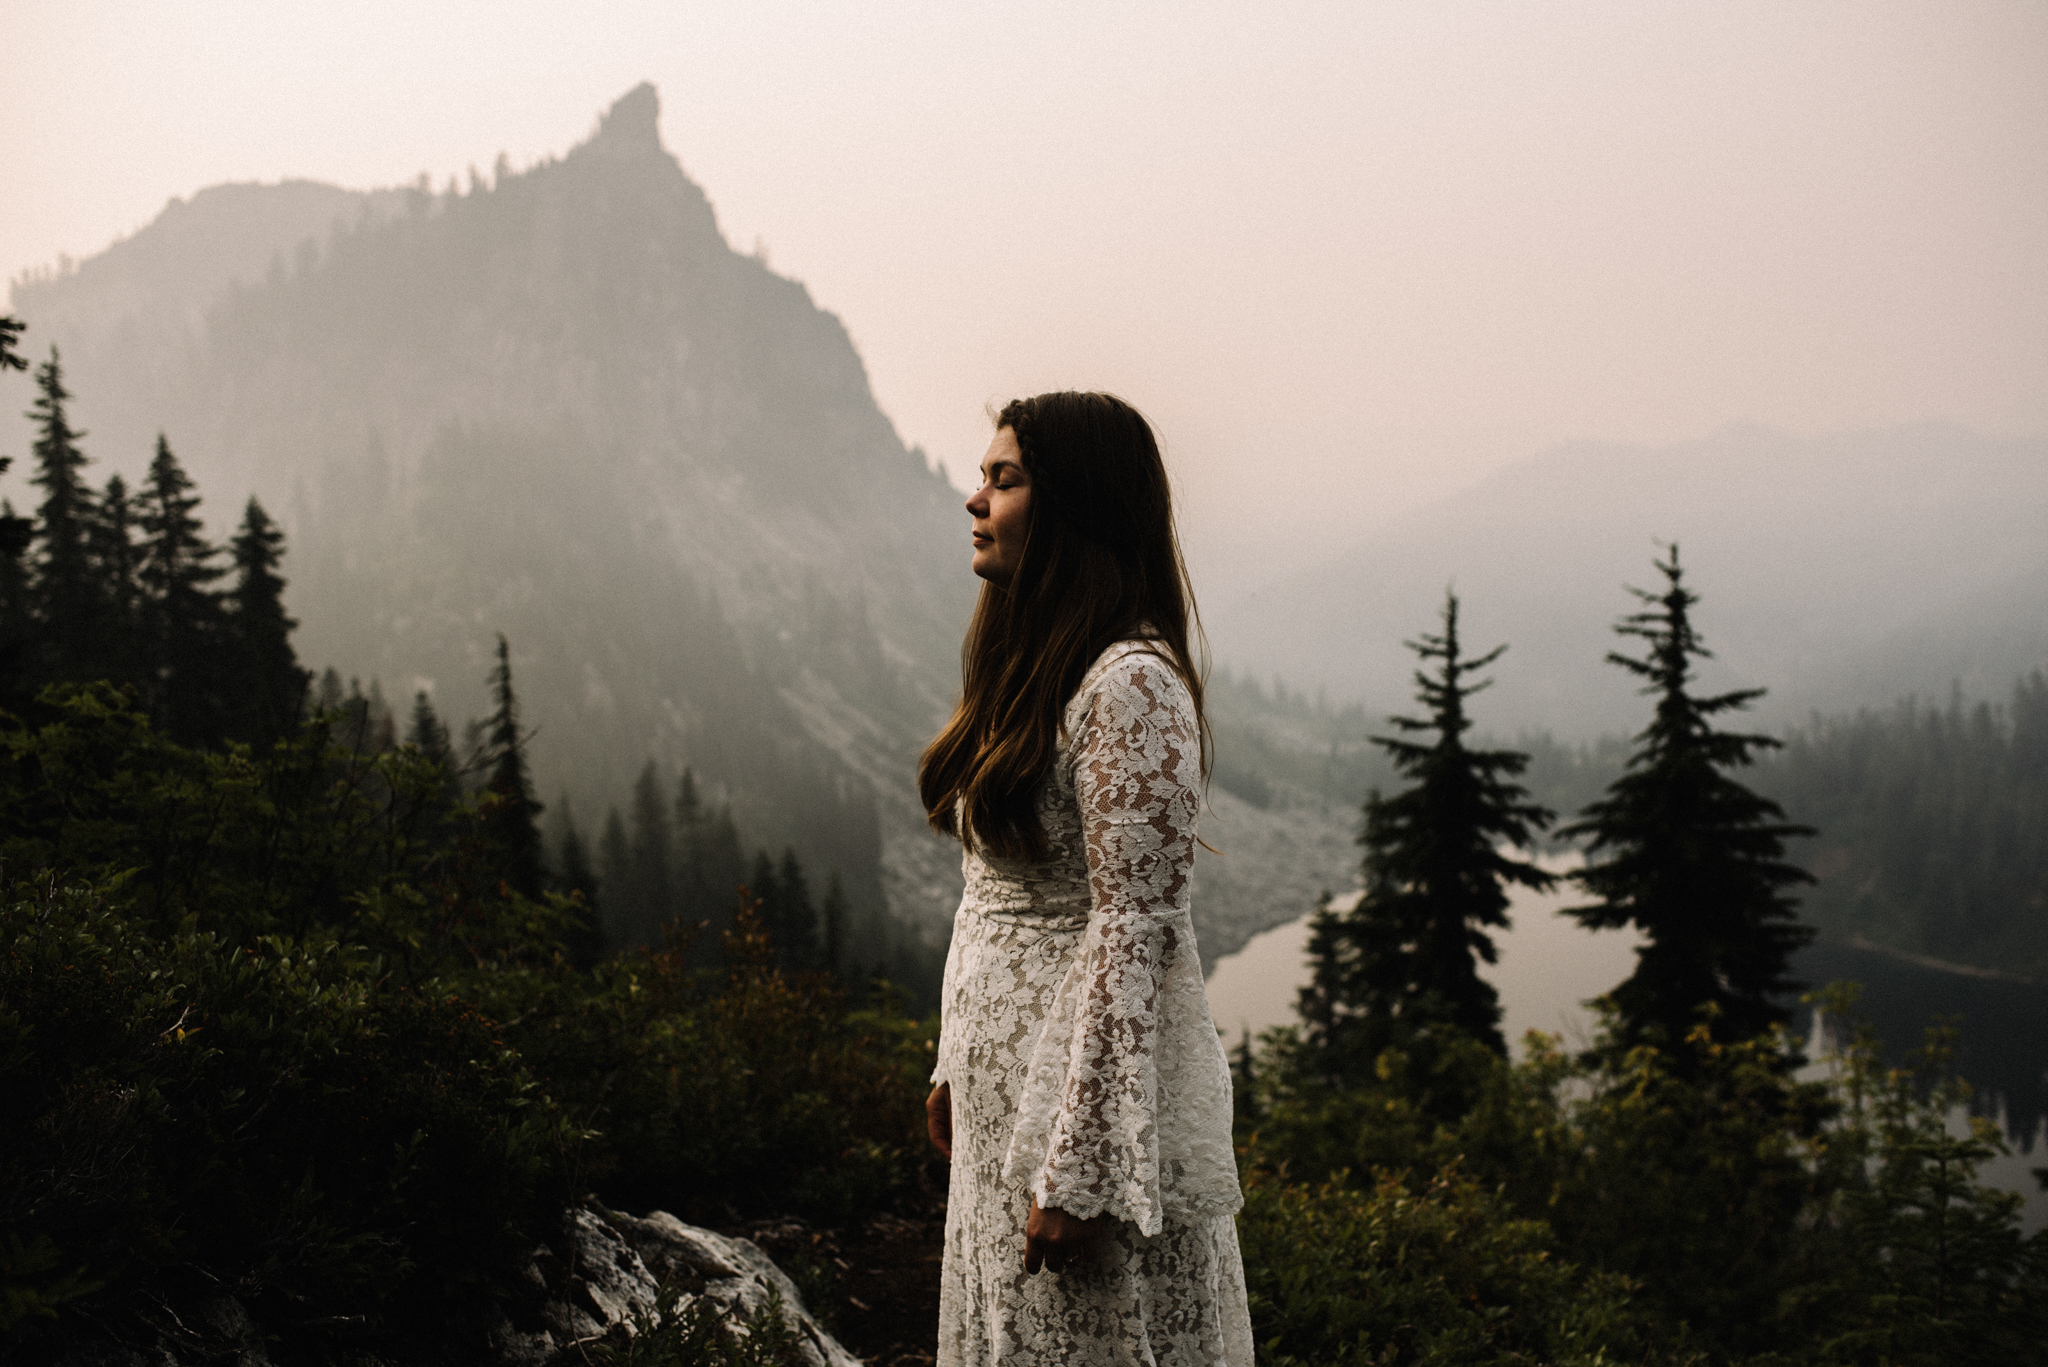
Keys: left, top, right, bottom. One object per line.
{"left": 1024, "top": 1196, "right": 1107, "bottom": 1275}
{"left": 926, "top": 1083, "right": 952, "bottom": 1160}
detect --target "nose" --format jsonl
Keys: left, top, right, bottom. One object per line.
{"left": 966, "top": 483, "right": 988, "bottom": 517}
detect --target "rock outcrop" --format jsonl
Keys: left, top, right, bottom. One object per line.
{"left": 46, "top": 1204, "right": 863, "bottom": 1367}
{"left": 494, "top": 1204, "right": 861, "bottom": 1367}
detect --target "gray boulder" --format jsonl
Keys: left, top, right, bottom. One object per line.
{"left": 491, "top": 1204, "right": 863, "bottom": 1367}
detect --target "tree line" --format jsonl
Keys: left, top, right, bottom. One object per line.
{"left": 0, "top": 335, "right": 303, "bottom": 746}
{"left": 0, "top": 318, "right": 855, "bottom": 977}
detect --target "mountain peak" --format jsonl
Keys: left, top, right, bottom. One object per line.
{"left": 594, "top": 83, "right": 662, "bottom": 153}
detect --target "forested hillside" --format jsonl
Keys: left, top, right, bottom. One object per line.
{"left": 6, "top": 85, "right": 976, "bottom": 959}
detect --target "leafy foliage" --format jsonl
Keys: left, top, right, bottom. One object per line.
{"left": 1240, "top": 1162, "right": 1675, "bottom": 1367}
{"left": 1238, "top": 997, "right": 2048, "bottom": 1364}
{"left": 0, "top": 686, "right": 938, "bottom": 1354}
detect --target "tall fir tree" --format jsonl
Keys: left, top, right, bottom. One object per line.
{"left": 138, "top": 436, "right": 228, "bottom": 742}
{"left": 552, "top": 794, "right": 604, "bottom": 968}
{"left": 0, "top": 315, "right": 26, "bottom": 374}
{"left": 480, "top": 635, "right": 546, "bottom": 899}
{"left": 86, "top": 473, "right": 143, "bottom": 687}
{"left": 597, "top": 806, "right": 633, "bottom": 947}
{"left": 0, "top": 321, "right": 33, "bottom": 697}
{"left": 1298, "top": 592, "right": 1554, "bottom": 1062}
{"left": 406, "top": 689, "right": 454, "bottom": 768}
{"left": 749, "top": 848, "right": 779, "bottom": 942}
{"left": 627, "top": 759, "right": 674, "bottom": 945}
{"left": 773, "top": 845, "right": 818, "bottom": 970}
{"left": 1561, "top": 547, "right": 1816, "bottom": 1054}
{"left": 674, "top": 767, "right": 709, "bottom": 925}
{"left": 820, "top": 870, "right": 848, "bottom": 978}
{"left": 26, "top": 348, "right": 108, "bottom": 680}
{"left": 227, "top": 498, "right": 307, "bottom": 743}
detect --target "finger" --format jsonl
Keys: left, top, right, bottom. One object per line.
{"left": 1024, "top": 1240, "right": 1043, "bottom": 1275}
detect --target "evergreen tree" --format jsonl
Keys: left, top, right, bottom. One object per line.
{"left": 774, "top": 845, "right": 817, "bottom": 969}
{"left": 673, "top": 767, "right": 708, "bottom": 925}
{"left": 480, "top": 635, "right": 545, "bottom": 899}
{"left": 0, "top": 497, "right": 30, "bottom": 700}
{"left": 138, "top": 436, "right": 228, "bottom": 741}
{"left": 1299, "top": 593, "right": 1554, "bottom": 1061}
{"left": 552, "top": 794, "right": 604, "bottom": 967}
{"left": 86, "top": 473, "right": 143, "bottom": 687}
{"left": 314, "top": 667, "right": 345, "bottom": 714}
{"left": 627, "top": 759, "right": 674, "bottom": 944}
{"left": 749, "top": 848, "right": 780, "bottom": 942}
{"left": 1561, "top": 547, "right": 1816, "bottom": 1053}
{"left": 701, "top": 802, "right": 749, "bottom": 938}
{"left": 26, "top": 348, "right": 107, "bottom": 679}
{"left": 0, "top": 322, "right": 28, "bottom": 698}
{"left": 820, "top": 870, "right": 848, "bottom": 977}
{"left": 406, "top": 689, "right": 454, "bottom": 769}
{"left": 227, "top": 498, "right": 307, "bottom": 743}
{"left": 365, "top": 679, "right": 397, "bottom": 753}
{"left": 597, "top": 805, "right": 634, "bottom": 948}
{"left": 0, "top": 315, "right": 25, "bottom": 374}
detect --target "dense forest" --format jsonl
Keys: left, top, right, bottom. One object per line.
{"left": 5, "top": 306, "right": 2045, "bottom": 1364}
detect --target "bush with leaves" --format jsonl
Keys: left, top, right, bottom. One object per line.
{"left": 0, "top": 687, "right": 938, "bottom": 1354}
{"left": 0, "top": 878, "right": 576, "bottom": 1346}
{"left": 1237, "top": 994, "right": 2045, "bottom": 1363}
{"left": 1239, "top": 1159, "right": 1680, "bottom": 1367}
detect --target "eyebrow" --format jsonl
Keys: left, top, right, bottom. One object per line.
{"left": 982, "top": 459, "right": 1023, "bottom": 479}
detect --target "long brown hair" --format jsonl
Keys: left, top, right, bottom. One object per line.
{"left": 918, "top": 391, "right": 1209, "bottom": 861}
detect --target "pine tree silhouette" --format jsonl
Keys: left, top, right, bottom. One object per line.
{"left": 553, "top": 794, "right": 604, "bottom": 967}
{"left": 750, "top": 848, "right": 780, "bottom": 949}
{"left": 1299, "top": 592, "right": 1553, "bottom": 1062}
{"left": 27, "top": 348, "right": 107, "bottom": 681}
{"left": 0, "top": 316, "right": 26, "bottom": 374}
{"left": 0, "top": 322, "right": 29, "bottom": 698}
{"left": 775, "top": 845, "right": 817, "bottom": 969}
{"left": 139, "top": 436, "right": 228, "bottom": 742}
{"left": 227, "top": 498, "right": 307, "bottom": 743}
{"left": 1561, "top": 547, "right": 1816, "bottom": 1055}
{"left": 627, "top": 759, "right": 674, "bottom": 946}
{"left": 820, "top": 870, "right": 848, "bottom": 977}
{"left": 86, "top": 473, "right": 143, "bottom": 689}
{"left": 598, "top": 806, "right": 632, "bottom": 947}
{"left": 481, "top": 635, "right": 546, "bottom": 899}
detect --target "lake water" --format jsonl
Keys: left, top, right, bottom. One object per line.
{"left": 1203, "top": 854, "right": 2048, "bottom": 1233}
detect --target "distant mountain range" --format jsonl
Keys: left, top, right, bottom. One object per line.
{"left": 1208, "top": 421, "right": 2048, "bottom": 739}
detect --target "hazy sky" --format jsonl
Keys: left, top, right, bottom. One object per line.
{"left": 4, "top": 1, "right": 2044, "bottom": 586}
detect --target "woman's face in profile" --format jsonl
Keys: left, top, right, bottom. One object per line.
{"left": 967, "top": 427, "right": 1033, "bottom": 586}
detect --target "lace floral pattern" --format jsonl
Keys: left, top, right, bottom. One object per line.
{"left": 934, "top": 641, "right": 1252, "bottom": 1366}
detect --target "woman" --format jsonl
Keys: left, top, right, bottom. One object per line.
{"left": 920, "top": 392, "right": 1251, "bottom": 1366}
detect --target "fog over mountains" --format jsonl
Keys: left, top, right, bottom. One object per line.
{"left": 9, "top": 84, "right": 2041, "bottom": 968}
{"left": 1212, "top": 421, "right": 2048, "bottom": 740}
{"left": 5, "top": 85, "right": 1360, "bottom": 965}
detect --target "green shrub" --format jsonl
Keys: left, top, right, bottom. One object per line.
{"left": 0, "top": 690, "right": 938, "bottom": 1351}
{"left": 1239, "top": 1160, "right": 1680, "bottom": 1366}
{"left": 0, "top": 879, "right": 574, "bottom": 1344}
{"left": 1240, "top": 994, "right": 2048, "bottom": 1364}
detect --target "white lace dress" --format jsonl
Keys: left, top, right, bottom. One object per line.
{"left": 932, "top": 640, "right": 1253, "bottom": 1366}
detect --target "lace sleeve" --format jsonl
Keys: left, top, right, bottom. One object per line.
{"left": 1017, "top": 653, "right": 1201, "bottom": 1233}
